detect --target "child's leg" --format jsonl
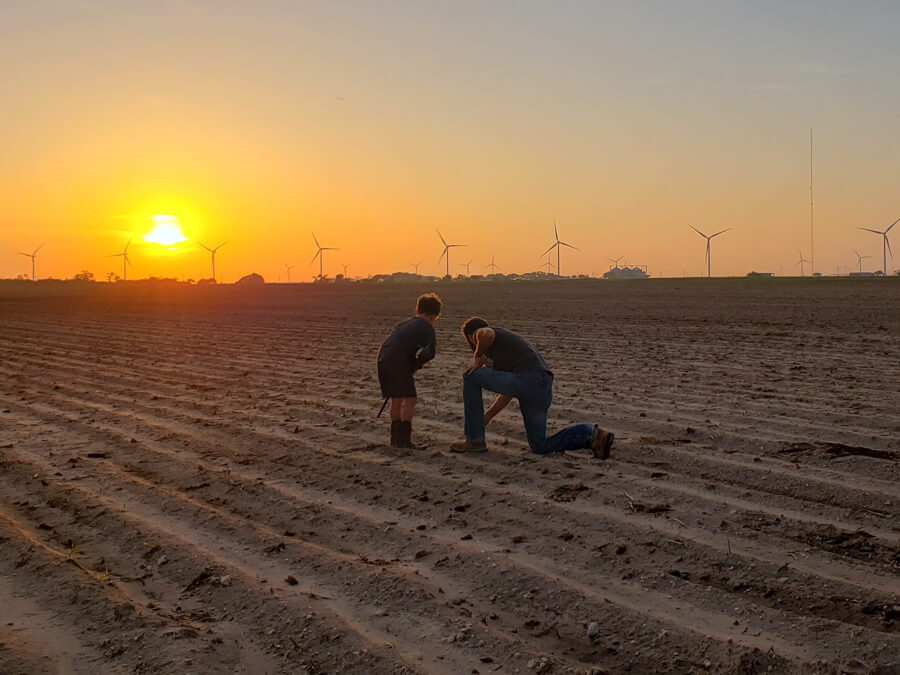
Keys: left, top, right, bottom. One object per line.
{"left": 389, "top": 398, "right": 403, "bottom": 422}
{"left": 400, "top": 397, "right": 416, "bottom": 422}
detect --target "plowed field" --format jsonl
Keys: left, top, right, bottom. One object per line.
{"left": 1, "top": 279, "right": 898, "bottom": 674}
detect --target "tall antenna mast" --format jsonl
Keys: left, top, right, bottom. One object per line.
{"left": 810, "top": 128, "right": 814, "bottom": 276}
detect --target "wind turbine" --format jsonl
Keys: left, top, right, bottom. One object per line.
{"left": 200, "top": 241, "right": 228, "bottom": 282}
{"left": 541, "top": 253, "right": 555, "bottom": 275}
{"left": 460, "top": 259, "right": 473, "bottom": 277}
{"left": 859, "top": 218, "right": 898, "bottom": 275}
{"left": 110, "top": 239, "right": 133, "bottom": 281}
{"left": 341, "top": 262, "right": 351, "bottom": 278}
{"left": 436, "top": 230, "right": 465, "bottom": 277}
{"left": 310, "top": 232, "right": 339, "bottom": 280}
{"left": 18, "top": 244, "right": 43, "bottom": 281}
{"left": 542, "top": 220, "right": 578, "bottom": 278}
{"left": 284, "top": 263, "right": 295, "bottom": 282}
{"left": 689, "top": 226, "right": 731, "bottom": 278}
{"left": 607, "top": 256, "right": 623, "bottom": 270}
{"left": 485, "top": 254, "right": 500, "bottom": 275}
{"left": 853, "top": 249, "right": 871, "bottom": 273}
{"left": 795, "top": 250, "right": 810, "bottom": 277}
{"left": 411, "top": 262, "right": 422, "bottom": 276}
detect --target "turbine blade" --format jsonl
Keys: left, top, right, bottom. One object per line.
{"left": 438, "top": 248, "right": 447, "bottom": 264}
{"left": 541, "top": 242, "right": 557, "bottom": 256}
{"left": 215, "top": 241, "right": 229, "bottom": 251}
{"left": 886, "top": 218, "right": 899, "bottom": 233}
{"left": 199, "top": 243, "right": 212, "bottom": 252}
{"left": 689, "top": 225, "right": 707, "bottom": 238}
{"left": 33, "top": 243, "right": 45, "bottom": 255}
{"left": 709, "top": 228, "right": 731, "bottom": 238}
{"left": 554, "top": 219, "right": 559, "bottom": 242}
{"left": 311, "top": 231, "right": 320, "bottom": 248}
{"left": 859, "top": 227, "right": 882, "bottom": 234}
{"left": 559, "top": 242, "right": 579, "bottom": 250}
{"left": 125, "top": 238, "right": 132, "bottom": 252}
{"left": 310, "top": 250, "right": 320, "bottom": 265}
{"left": 886, "top": 235, "right": 893, "bottom": 259}
{"left": 436, "top": 229, "right": 447, "bottom": 246}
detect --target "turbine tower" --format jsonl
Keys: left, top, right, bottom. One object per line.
{"left": 853, "top": 249, "right": 871, "bottom": 273}
{"left": 411, "top": 262, "right": 422, "bottom": 276}
{"left": 18, "top": 244, "right": 44, "bottom": 281}
{"left": 859, "top": 218, "right": 898, "bottom": 275}
{"left": 795, "top": 250, "right": 810, "bottom": 277}
{"left": 485, "top": 254, "right": 500, "bottom": 275}
{"left": 310, "top": 232, "right": 339, "bottom": 280}
{"left": 436, "top": 230, "right": 465, "bottom": 277}
{"left": 110, "top": 239, "right": 133, "bottom": 281}
{"left": 284, "top": 263, "right": 295, "bottom": 282}
{"left": 341, "top": 262, "right": 351, "bottom": 278}
{"left": 200, "top": 241, "right": 228, "bottom": 282}
{"left": 689, "top": 226, "right": 731, "bottom": 278}
{"left": 542, "top": 220, "right": 578, "bottom": 278}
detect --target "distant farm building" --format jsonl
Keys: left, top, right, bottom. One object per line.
{"left": 746, "top": 272, "right": 774, "bottom": 278}
{"left": 603, "top": 266, "right": 649, "bottom": 280}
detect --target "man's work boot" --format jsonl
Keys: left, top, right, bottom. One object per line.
{"left": 591, "top": 425, "right": 614, "bottom": 460}
{"left": 450, "top": 440, "right": 487, "bottom": 453}
{"left": 390, "top": 420, "right": 402, "bottom": 447}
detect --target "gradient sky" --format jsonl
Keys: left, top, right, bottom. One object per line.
{"left": 2, "top": 0, "right": 900, "bottom": 280}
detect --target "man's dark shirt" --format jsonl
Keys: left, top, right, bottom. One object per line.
{"left": 377, "top": 317, "right": 436, "bottom": 372}
{"left": 485, "top": 328, "right": 552, "bottom": 376}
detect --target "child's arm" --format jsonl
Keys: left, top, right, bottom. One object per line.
{"left": 414, "top": 342, "right": 435, "bottom": 369}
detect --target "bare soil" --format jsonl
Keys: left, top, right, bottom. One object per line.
{"left": 0, "top": 279, "right": 898, "bottom": 674}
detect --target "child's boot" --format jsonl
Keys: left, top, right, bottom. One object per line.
{"left": 396, "top": 421, "right": 414, "bottom": 448}
{"left": 390, "top": 420, "right": 402, "bottom": 447}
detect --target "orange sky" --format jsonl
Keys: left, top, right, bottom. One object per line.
{"left": 2, "top": 2, "right": 899, "bottom": 280}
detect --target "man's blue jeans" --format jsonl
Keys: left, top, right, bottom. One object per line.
{"left": 463, "top": 368, "right": 594, "bottom": 454}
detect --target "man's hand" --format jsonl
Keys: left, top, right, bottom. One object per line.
{"left": 484, "top": 394, "right": 512, "bottom": 425}
{"left": 464, "top": 354, "right": 491, "bottom": 375}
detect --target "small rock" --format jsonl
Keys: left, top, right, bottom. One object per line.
{"left": 375, "top": 608, "right": 388, "bottom": 617}
{"left": 587, "top": 622, "right": 600, "bottom": 638}
{"left": 156, "top": 555, "right": 168, "bottom": 566}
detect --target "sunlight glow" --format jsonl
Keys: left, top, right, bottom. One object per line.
{"left": 144, "top": 215, "right": 188, "bottom": 246}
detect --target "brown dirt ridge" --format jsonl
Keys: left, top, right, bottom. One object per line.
{"left": 0, "top": 279, "right": 898, "bottom": 674}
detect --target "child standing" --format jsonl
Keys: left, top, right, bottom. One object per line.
{"left": 377, "top": 293, "right": 442, "bottom": 447}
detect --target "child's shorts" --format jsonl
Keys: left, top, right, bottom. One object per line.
{"left": 377, "top": 361, "right": 417, "bottom": 398}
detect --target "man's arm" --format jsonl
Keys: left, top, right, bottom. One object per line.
{"left": 465, "top": 327, "right": 495, "bottom": 373}
{"left": 484, "top": 394, "right": 512, "bottom": 425}
{"left": 473, "top": 327, "right": 495, "bottom": 357}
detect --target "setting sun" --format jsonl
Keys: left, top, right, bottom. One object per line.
{"left": 144, "top": 215, "right": 188, "bottom": 246}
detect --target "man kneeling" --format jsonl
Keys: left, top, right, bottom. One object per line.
{"left": 450, "top": 317, "right": 614, "bottom": 457}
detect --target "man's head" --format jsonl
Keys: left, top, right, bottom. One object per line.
{"left": 461, "top": 316, "right": 489, "bottom": 349}
{"left": 416, "top": 293, "right": 442, "bottom": 321}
